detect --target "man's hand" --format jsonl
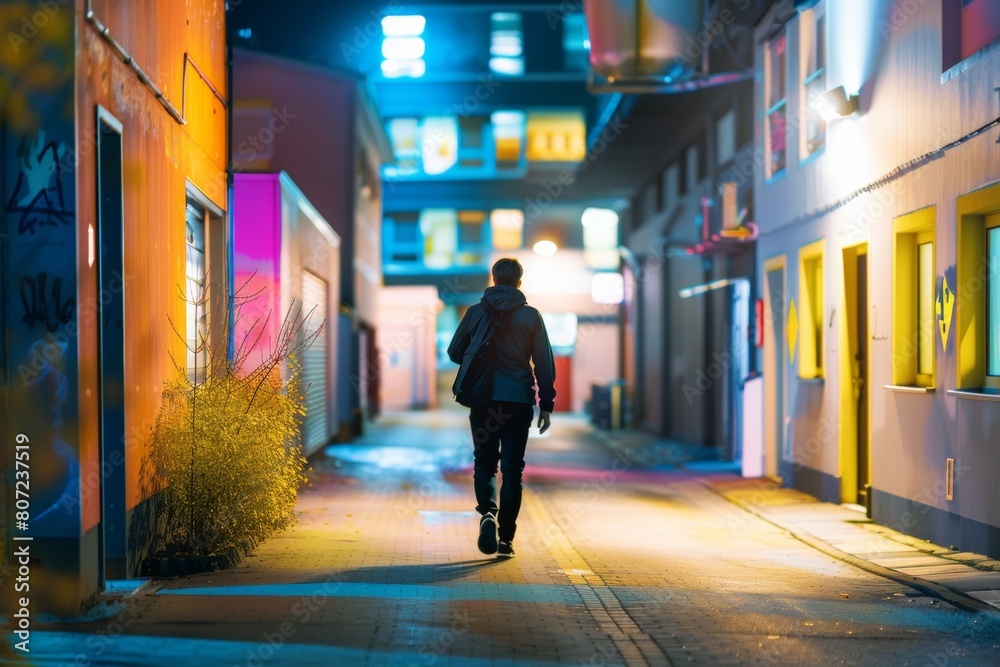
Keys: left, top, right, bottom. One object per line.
{"left": 537, "top": 411, "right": 551, "bottom": 434}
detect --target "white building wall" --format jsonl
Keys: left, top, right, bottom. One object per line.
{"left": 754, "top": 0, "right": 1000, "bottom": 551}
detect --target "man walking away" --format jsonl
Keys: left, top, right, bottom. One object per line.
{"left": 447, "top": 258, "right": 556, "bottom": 558}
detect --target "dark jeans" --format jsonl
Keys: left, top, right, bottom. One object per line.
{"left": 470, "top": 401, "right": 535, "bottom": 542}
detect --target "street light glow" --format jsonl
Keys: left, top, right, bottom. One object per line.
{"left": 533, "top": 240, "right": 558, "bottom": 256}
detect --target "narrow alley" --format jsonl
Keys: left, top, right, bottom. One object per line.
{"left": 18, "top": 412, "right": 1000, "bottom": 666}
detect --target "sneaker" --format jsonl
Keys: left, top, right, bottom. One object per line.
{"left": 497, "top": 541, "right": 515, "bottom": 558}
{"left": 478, "top": 512, "right": 498, "bottom": 555}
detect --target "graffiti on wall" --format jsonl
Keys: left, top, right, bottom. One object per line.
{"left": 2, "top": 3, "right": 81, "bottom": 541}
{"left": 6, "top": 132, "right": 74, "bottom": 236}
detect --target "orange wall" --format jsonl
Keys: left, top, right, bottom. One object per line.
{"left": 75, "top": 0, "right": 228, "bottom": 528}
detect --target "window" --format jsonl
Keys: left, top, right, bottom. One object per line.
{"left": 685, "top": 144, "right": 699, "bottom": 192}
{"left": 956, "top": 187, "right": 1000, "bottom": 391}
{"left": 662, "top": 164, "right": 679, "bottom": 212}
{"left": 988, "top": 223, "right": 1000, "bottom": 378}
{"left": 421, "top": 117, "right": 458, "bottom": 175}
{"left": 420, "top": 209, "right": 458, "bottom": 269}
{"left": 457, "top": 210, "right": 486, "bottom": 266}
{"left": 387, "top": 212, "right": 421, "bottom": 263}
{"left": 381, "top": 15, "right": 426, "bottom": 78}
{"left": 801, "top": 5, "right": 826, "bottom": 159}
{"left": 492, "top": 111, "right": 526, "bottom": 169}
{"left": 798, "top": 240, "right": 824, "bottom": 379}
{"left": 490, "top": 209, "right": 524, "bottom": 250}
{"left": 185, "top": 200, "right": 208, "bottom": 381}
{"left": 716, "top": 109, "right": 736, "bottom": 166}
{"left": 943, "top": 0, "right": 1000, "bottom": 69}
{"left": 892, "top": 208, "right": 935, "bottom": 388}
{"left": 490, "top": 12, "right": 524, "bottom": 76}
{"left": 562, "top": 12, "right": 589, "bottom": 71}
{"left": 526, "top": 110, "right": 586, "bottom": 163}
{"left": 765, "top": 30, "right": 787, "bottom": 178}
{"left": 458, "top": 116, "right": 486, "bottom": 169}
{"left": 387, "top": 118, "right": 421, "bottom": 175}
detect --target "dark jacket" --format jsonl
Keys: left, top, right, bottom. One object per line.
{"left": 447, "top": 285, "right": 556, "bottom": 412}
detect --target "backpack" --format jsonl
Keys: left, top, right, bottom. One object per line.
{"left": 452, "top": 304, "right": 518, "bottom": 408}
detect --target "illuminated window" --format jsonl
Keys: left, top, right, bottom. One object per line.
{"left": 541, "top": 312, "right": 578, "bottom": 355}
{"left": 526, "top": 110, "right": 586, "bottom": 163}
{"left": 456, "top": 210, "right": 485, "bottom": 266}
{"left": 562, "top": 13, "right": 589, "bottom": 70}
{"left": 420, "top": 209, "right": 458, "bottom": 269}
{"left": 988, "top": 224, "right": 1000, "bottom": 378}
{"left": 387, "top": 118, "right": 421, "bottom": 175}
{"left": 801, "top": 4, "right": 826, "bottom": 159}
{"left": 591, "top": 272, "right": 624, "bottom": 305}
{"left": 490, "top": 12, "right": 524, "bottom": 76}
{"left": 798, "top": 240, "right": 824, "bottom": 379}
{"left": 491, "top": 111, "right": 525, "bottom": 168}
{"left": 381, "top": 15, "right": 425, "bottom": 78}
{"left": 892, "top": 208, "right": 935, "bottom": 387}
{"left": 765, "top": 30, "right": 787, "bottom": 178}
{"left": 421, "top": 117, "right": 458, "bottom": 175}
{"left": 582, "top": 207, "right": 619, "bottom": 270}
{"left": 490, "top": 209, "right": 523, "bottom": 250}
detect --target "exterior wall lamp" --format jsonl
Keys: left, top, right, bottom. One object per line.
{"left": 811, "top": 85, "right": 859, "bottom": 121}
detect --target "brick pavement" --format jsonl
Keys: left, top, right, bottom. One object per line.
{"left": 11, "top": 411, "right": 1000, "bottom": 666}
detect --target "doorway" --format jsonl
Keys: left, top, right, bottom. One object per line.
{"left": 763, "top": 259, "right": 786, "bottom": 479}
{"left": 96, "top": 108, "right": 126, "bottom": 582}
{"left": 841, "top": 244, "right": 870, "bottom": 507}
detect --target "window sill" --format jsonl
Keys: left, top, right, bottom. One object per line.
{"left": 946, "top": 388, "right": 1000, "bottom": 402}
{"left": 884, "top": 384, "right": 935, "bottom": 394}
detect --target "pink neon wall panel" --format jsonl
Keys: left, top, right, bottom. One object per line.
{"left": 233, "top": 173, "right": 282, "bottom": 370}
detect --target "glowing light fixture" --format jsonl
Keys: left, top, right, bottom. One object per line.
{"left": 810, "top": 85, "right": 859, "bottom": 121}
{"left": 381, "top": 15, "right": 426, "bottom": 78}
{"left": 533, "top": 240, "right": 558, "bottom": 256}
{"left": 381, "top": 58, "right": 425, "bottom": 79}
{"left": 581, "top": 207, "right": 618, "bottom": 228}
{"left": 382, "top": 37, "right": 425, "bottom": 60}
{"left": 381, "top": 15, "right": 426, "bottom": 37}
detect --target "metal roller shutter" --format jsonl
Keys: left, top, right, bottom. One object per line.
{"left": 301, "top": 271, "right": 329, "bottom": 452}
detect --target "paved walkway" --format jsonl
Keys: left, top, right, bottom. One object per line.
{"left": 10, "top": 411, "right": 1000, "bottom": 666}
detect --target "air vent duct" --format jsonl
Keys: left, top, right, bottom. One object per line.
{"left": 584, "top": 0, "right": 704, "bottom": 82}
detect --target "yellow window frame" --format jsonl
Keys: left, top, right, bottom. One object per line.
{"left": 891, "top": 207, "right": 936, "bottom": 388}
{"left": 798, "top": 239, "right": 825, "bottom": 379}
{"left": 957, "top": 183, "right": 1000, "bottom": 391}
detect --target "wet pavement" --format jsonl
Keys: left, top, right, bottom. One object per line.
{"left": 9, "top": 410, "right": 1000, "bottom": 666}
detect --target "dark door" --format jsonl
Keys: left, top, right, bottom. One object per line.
{"left": 96, "top": 110, "right": 126, "bottom": 581}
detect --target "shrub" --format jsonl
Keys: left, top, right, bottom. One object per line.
{"left": 137, "top": 277, "right": 319, "bottom": 567}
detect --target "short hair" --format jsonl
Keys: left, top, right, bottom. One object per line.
{"left": 492, "top": 258, "right": 523, "bottom": 287}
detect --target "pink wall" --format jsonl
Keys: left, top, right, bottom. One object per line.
{"left": 233, "top": 174, "right": 282, "bottom": 369}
